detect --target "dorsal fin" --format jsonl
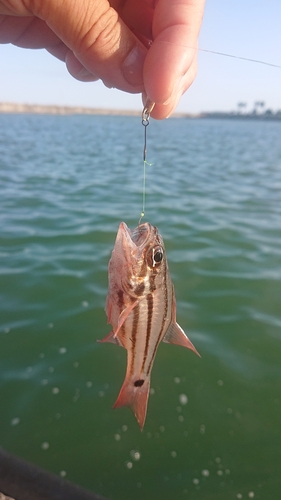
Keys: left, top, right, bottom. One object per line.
{"left": 98, "top": 330, "right": 122, "bottom": 346}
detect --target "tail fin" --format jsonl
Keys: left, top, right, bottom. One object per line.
{"left": 113, "top": 377, "right": 150, "bottom": 430}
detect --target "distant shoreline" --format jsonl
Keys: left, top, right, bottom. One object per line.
{"left": 0, "top": 102, "right": 281, "bottom": 120}
{"left": 201, "top": 111, "right": 281, "bottom": 121}
{"left": 0, "top": 102, "right": 143, "bottom": 116}
{"left": 0, "top": 102, "right": 194, "bottom": 118}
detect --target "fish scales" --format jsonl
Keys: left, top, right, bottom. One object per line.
{"left": 99, "top": 222, "right": 200, "bottom": 429}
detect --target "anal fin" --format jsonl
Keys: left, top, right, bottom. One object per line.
{"left": 163, "top": 322, "right": 201, "bottom": 357}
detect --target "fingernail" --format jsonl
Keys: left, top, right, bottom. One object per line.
{"left": 122, "top": 45, "right": 146, "bottom": 86}
{"left": 163, "top": 78, "right": 182, "bottom": 106}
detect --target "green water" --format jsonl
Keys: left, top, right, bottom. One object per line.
{"left": 0, "top": 114, "right": 281, "bottom": 499}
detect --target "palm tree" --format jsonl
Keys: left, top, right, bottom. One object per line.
{"left": 254, "top": 101, "right": 265, "bottom": 114}
{"left": 237, "top": 102, "right": 247, "bottom": 115}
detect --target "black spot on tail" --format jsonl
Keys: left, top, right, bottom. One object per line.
{"left": 134, "top": 379, "right": 144, "bottom": 387}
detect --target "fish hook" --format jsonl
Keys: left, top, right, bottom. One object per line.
{"left": 139, "top": 100, "right": 155, "bottom": 226}
{"left": 142, "top": 99, "right": 155, "bottom": 127}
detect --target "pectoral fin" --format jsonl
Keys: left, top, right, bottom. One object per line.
{"left": 113, "top": 300, "right": 138, "bottom": 338}
{"left": 99, "top": 300, "right": 139, "bottom": 345}
{"left": 163, "top": 322, "right": 201, "bottom": 357}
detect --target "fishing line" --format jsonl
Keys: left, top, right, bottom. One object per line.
{"left": 136, "top": 47, "right": 280, "bottom": 225}
{"left": 157, "top": 41, "right": 281, "bottom": 68}
{"left": 139, "top": 100, "right": 155, "bottom": 225}
{"left": 194, "top": 46, "right": 281, "bottom": 69}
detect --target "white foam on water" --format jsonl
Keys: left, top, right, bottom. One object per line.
{"left": 179, "top": 393, "right": 188, "bottom": 405}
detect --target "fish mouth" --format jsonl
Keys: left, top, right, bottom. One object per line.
{"left": 131, "top": 223, "right": 151, "bottom": 247}
{"left": 119, "top": 222, "right": 152, "bottom": 249}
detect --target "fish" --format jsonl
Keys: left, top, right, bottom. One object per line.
{"left": 99, "top": 222, "right": 200, "bottom": 429}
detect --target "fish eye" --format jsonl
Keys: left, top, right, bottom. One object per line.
{"left": 153, "top": 246, "right": 164, "bottom": 266}
{"left": 147, "top": 245, "right": 164, "bottom": 268}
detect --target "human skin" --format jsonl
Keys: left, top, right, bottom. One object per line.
{"left": 0, "top": 0, "right": 205, "bottom": 119}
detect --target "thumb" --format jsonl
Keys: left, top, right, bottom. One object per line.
{"left": 28, "top": 0, "right": 147, "bottom": 92}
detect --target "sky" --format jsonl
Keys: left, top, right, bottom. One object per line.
{"left": 1, "top": 0, "right": 281, "bottom": 114}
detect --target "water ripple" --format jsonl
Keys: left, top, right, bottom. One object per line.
{"left": 0, "top": 115, "right": 281, "bottom": 500}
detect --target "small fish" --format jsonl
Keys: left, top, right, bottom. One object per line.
{"left": 99, "top": 222, "right": 200, "bottom": 429}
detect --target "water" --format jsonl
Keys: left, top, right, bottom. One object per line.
{"left": 0, "top": 114, "right": 281, "bottom": 500}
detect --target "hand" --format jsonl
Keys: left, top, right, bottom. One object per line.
{"left": 0, "top": 0, "right": 205, "bottom": 119}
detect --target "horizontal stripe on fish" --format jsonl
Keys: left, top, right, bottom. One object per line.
{"left": 141, "top": 293, "right": 153, "bottom": 374}
{"left": 129, "top": 302, "right": 139, "bottom": 375}
{"left": 146, "top": 258, "right": 169, "bottom": 376}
